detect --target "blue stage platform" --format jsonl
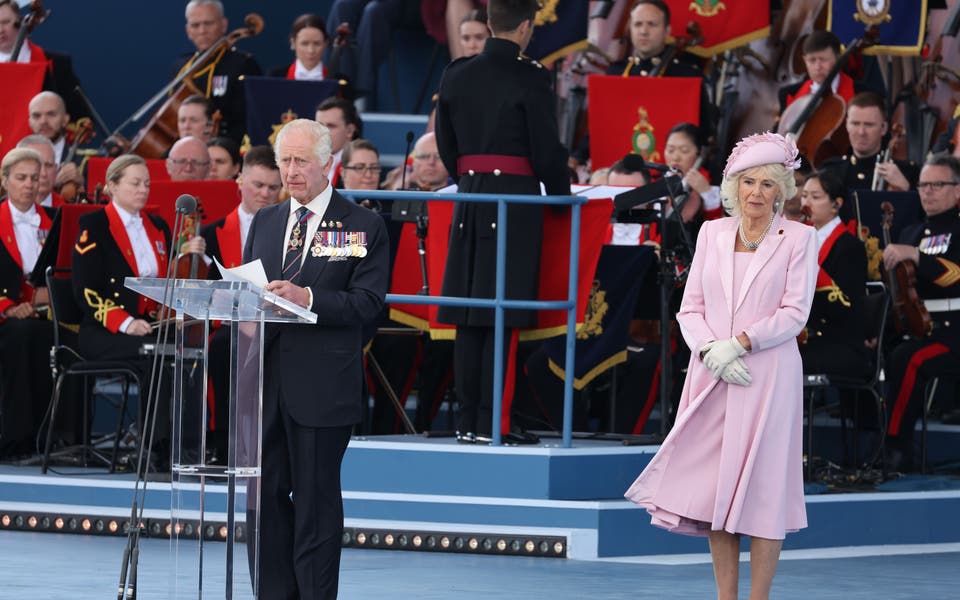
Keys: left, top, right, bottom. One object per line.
{"left": 2, "top": 434, "right": 959, "bottom": 562}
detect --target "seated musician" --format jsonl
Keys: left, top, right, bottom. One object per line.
{"left": 174, "top": 0, "right": 262, "bottom": 145}
{"left": 0, "top": 148, "right": 55, "bottom": 458}
{"left": 777, "top": 30, "right": 869, "bottom": 114}
{"left": 27, "top": 92, "right": 84, "bottom": 195}
{"left": 201, "top": 145, "right": 281, "bottom": 459}
{"left": 881, "top": 153, "right": 960, "bottom": 472}
{"left": 571, "top": 0, "right": 709, "bottom": 168}
{"left": 341, "top": 138, "right": 383, "bottom": 211}
{"left": 177, "top": 94, "right": 215, "bottom": 144}
{"left": 820, "top": 92, "right": 919, "bottom": 206}
{"left": 268, "top": 14, "right": 329, "bottom": 80}
{"left": 206, "top": 136, "right": 241, "bottom": 181}
{"left": 408, "top": 132, "right": 451, "bottom": 192}
{"left": 16, "top": 135, "right": 63, "bottom": 209}
{"left": 72, "top": 155, "right": 206, "bottom": 462}
{"left": 664, "top": 122, "right": 721, "bottom": 221}
{"left": 315, "top": 96, "right": 363, "bottom": 187}
{"left": 797, "top": 170, "right": 867, "bottom": 377}
{"left": 0, "top": 1, "right": 90, "bottom": 122}
{"left": 166, "top": 136, "right": 212, "bottom": 181}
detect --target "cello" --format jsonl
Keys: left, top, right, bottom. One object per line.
{"left": 6, "top": 0, "right": 48, "bottom": 63}
{"left": 881, "top": 201, "right": 932, "bottom": 339}
{"left": 109, "top": 14, "right": 264, "bottom": 159}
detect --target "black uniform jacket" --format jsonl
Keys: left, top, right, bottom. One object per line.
{"left": 804, "top": 225, "right": 867, "bottom": 351}
{"left": 71, "top": 203, "right": 171, "bottom": 335}
{"left": 434, "top": 37, "right": 569, "bottom": 328}
{"left": 243, "top": 191, "right": 389, "bottom": 427}
{"left": 821, "top": 152, "right": 921, "bottom": 221}
{"left": 200, "top": 206, "right": 243, "bottom": 281}
{"left": 898, "top": 209, "right": 960, "bottom": 351}
{"left": 0, "top": 201, "right": 55, "bottom": 315}
{"left": 172, "top": 47, "right": 262, "bottom": 145}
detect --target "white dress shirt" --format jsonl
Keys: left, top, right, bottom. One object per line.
{"left": 809, "top": 76, "right": 840, "bottom": 97}
{"left": 9, "top": 201, "right": 42, "bottom": 277}
{"left": 113, "top": 201, "right": 159, "bottom": 333}
{"left": 0, "top": 43, "right": 31, "bottom": 63}
{"left": 39, "top": 192, "right": 54, "bottom": 208}
{"left": 294, "top": 59, "right": 326, "bottom": 81}
{"left": 282, "top": 184, "right": 333, "bottom": 309}
{"left": 52, "top": 137, "right": 66, "bottom": 163}
{"left": 238, "top": 205, "right": 255, "bottom": 250}
{"left": 815, "top": 215, "right": 842, "bottom": 252}
{"left": 326, "top": 149, "right": 342, "bottom": 183}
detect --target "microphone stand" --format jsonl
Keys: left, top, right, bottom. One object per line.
{"left": 116, "top": 199, "right": 194, "bottom": 600}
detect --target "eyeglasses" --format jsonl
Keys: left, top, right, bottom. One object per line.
{"left": 413, "top": 152, "right": 441, "bottom": 162}
{"left": 917, "top": 181, "right": 958, "bottom": 191}
{"left": 343, "top": 164, "right": 382, "bottom": 175}
{"left": 170, "top": 158, "right": 211, "bottom": 169}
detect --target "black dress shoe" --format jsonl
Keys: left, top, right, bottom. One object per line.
{"left": 455, "top": 431, "right": 476, "bottom": 444}
{"left": 503, "top": 431, "right": 539, "bottom": 445}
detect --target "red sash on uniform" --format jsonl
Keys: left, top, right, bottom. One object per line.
{"left": 215, "top": 207, "right": 243, "bottom": 269}
{"left": 26, "top": 41, "right": 53, "bottom": 76}
{"left": 815, "top": 223, "right": 849, "bottom": 289}
{"left": 286, "top": 61, "right": 327, "bottom": 80}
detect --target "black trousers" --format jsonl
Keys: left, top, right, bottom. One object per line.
{"left": 0, "top": 317, "right": 54, "bottom": 455}
{"left": 251, "top": 375, "right": 353, "bottom": 600}
{"left": 454, "top": 325, "right": 513, "bottom": 436}
{"left": 885, "top": 339, "right": 960, "bottom": 451}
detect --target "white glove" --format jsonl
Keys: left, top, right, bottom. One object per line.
{"left": 699, "top": 340, "right": 722, "bottom": 378}
{"left": 702, "top": 337, "right": 747, "bottom": 375}
{"left": 719, "top": 357, "right": 752, "bottom": 386}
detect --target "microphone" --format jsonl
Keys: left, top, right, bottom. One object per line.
{"left": 400, "top": 131, "right": 415, "bottom": 190}
{"left": 641, "top": 160, "right": 673, "bottom": 173}
{"left": 175, "top": 194, "right": 197, "bottom": 214}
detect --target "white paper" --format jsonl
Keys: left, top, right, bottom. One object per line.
{"left": 214, "top": 257, "right": 269, "bottom": 288}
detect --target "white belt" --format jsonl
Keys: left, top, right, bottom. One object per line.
{"left": 926, "top": 297, "right": 960, "bottom": 313}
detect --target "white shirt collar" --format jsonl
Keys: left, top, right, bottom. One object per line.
{"left": 289, "top": 182, "right": 333, "bottom": 221}
{"left": 52, "top": 137, "right": 66, "bottom": 160}
{"left": 8, "top": 199, "right": 39, "bottom": 223}
{"left": 40, "top": 192, "right": 54, "bottom": 208}
{"left": 809, "top": 76, "right": 840, "bottom": 97}
{"left": 815, "top": 215, "right": 842, "bottom": 250}
{"left": 294, "top": 59, "right": 326, "bottom": 81}
{"left": 113, "top": 200, "right": 142, "bottom": 226}
{"left": 0, "top": 43, "right": 30, "bottom": 63}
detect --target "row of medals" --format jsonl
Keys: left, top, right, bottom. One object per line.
{"left": 290, "top": 224, "right": 368, "bottom": 258}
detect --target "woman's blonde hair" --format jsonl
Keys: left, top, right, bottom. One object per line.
{"left": 105, "top": 154, "right": 147, "bottom": 186}
{"left": 1, "top": 147, "right": 41, "bottom": 179}
{"left": 719, "top": 163, "right": 797, "bottom": 217}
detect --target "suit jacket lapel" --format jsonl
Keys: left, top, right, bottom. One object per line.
{"left": 264, "top": 203, "right": 289, "bottom": 281}
{"left": 735, "top": 214, "right": 786, "bottom": 312}
{"left": 298, "top": 191, "right": 351, "bottom": 287}
{"left": 717, "top": 221, "right": 736, "bottom": 316}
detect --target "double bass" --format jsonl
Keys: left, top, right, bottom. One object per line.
{"left": 109, "top": 14, "right": 264, "bottom": 158}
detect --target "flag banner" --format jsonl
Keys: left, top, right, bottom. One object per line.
{"left": 244, "top": 77, "right": 340, "bottom": 146}
{"left": 145, "top": 180, "right": 240, "bottom": 234}
{"left": 664, "top": 0, "right": 770, "bottom": 57}
{"left": 526, "top": 0, "right": 589, "bottom": 67}
{"left": 588, "top": 75, "right": 700, "bottom": 172}
{"left": 827, "top": 0, "right": 927, "bottom": 56}
{"left": 389, "top": 186, "right": 613, "bottom": 340}
{"left": 541, "top": 244, "right": 657, "bottom": 389}
{"left": 0, "top": 63, "right": 45, "bottom": 157}
{"left": 86, "top": 157, "right": 170, "bottom": 197}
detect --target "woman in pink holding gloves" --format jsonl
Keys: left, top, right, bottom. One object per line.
{"left": 625, "top": 132, "right": 817, "bottom": 600}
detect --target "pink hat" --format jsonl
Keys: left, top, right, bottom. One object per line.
{"left": 723, "top": 131, "right": 801, "bottom": 178}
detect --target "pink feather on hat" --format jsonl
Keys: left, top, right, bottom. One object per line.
{"left": 723, "top": 132, "right": 802, "bottom": 178}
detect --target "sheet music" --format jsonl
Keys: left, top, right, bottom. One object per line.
{"left": 214, "top": 258, "right": 269, "bottom": 288}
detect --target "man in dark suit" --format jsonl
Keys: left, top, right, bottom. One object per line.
{"left": 244, "top": 118, "right": 388, "bottom": 598}
{"left": 435, "top": 0, "right": 570, "bottom": 443}
{"left": 173, "top": 0, "right": 262, "bottom": 145}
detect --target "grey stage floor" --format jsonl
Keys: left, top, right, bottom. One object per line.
{"left": 2, "top": 531, "right": 958, "bottom": 599}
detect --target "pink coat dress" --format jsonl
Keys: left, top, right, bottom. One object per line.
{"left": 625, "top": 214, "right": 817, "bottom": 540}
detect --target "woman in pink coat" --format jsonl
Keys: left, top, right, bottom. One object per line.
{"left": 625, "top": 132, "right": 816, "bottom": 600}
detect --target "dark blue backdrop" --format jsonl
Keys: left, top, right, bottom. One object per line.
{"left": 29, "top": 1, "right": 445, "bottom": 136}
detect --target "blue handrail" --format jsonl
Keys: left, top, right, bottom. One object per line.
{"left": 340, "top": 189, "right": 586, "bottom": 448}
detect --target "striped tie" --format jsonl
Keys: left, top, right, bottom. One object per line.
{"left": 282, "top": 206, "right": 311, "bottom": 282}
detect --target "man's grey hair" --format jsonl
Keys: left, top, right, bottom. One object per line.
{"left": 16, "top": 134, "right": 55, "bottom": 155}
{"left": 185, "top": 0, "right": 224, "bottom": 19}
{"left": 274, "top": 119, "right": 332, "bottom": 167}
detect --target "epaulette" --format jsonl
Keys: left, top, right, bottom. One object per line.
{"left": 518, "top": 54, "right": 543, "bottom": 69}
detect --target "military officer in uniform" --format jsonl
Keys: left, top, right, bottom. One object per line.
{"left": 173, "top": 0, "right": 262, "bottom": 145}
{"left": 821, "top": 92, "right": 919, "bottom": 222}
{"left": 435, "top": 0, "right": 570, "bottom": 443}
{"left": 882, "top": 154, "right": 960, "bottom": 471}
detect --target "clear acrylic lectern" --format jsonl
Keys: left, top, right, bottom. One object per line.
{"left": 125, "top": 277, "right": 317, "bottom": 599}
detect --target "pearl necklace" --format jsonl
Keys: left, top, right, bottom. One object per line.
{"left": 738, "top": 213, "right": 774, "bottom": 251}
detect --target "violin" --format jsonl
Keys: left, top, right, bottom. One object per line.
{"left": 170, "top": 202, "right": 209, "bottom": 280}
{"left": 881, "top": 201, "right": 932, "bottom": 339}
{"left": 58, "top": 118, "right": 95, "bottom": 203}
{"left": 7, "top": 0, "right": 48, "bottom": 63}
{"left": 779, "top": 28, "right": 878, "bottom": 166}
{"left": 111, "top": 14, "right": 264, "bottom": 158}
